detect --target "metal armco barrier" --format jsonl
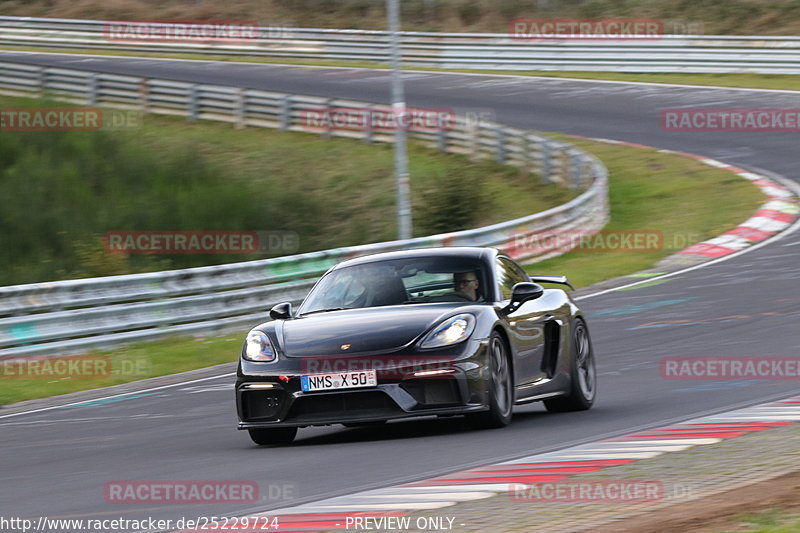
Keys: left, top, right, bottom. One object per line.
{"left": 0, "top": 60, "right": 608, "bottom": 357}
{"left": 2, "top": 16, "right": 800, "bottom": 73}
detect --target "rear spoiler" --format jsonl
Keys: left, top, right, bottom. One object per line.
{"left": 529, "top": 275, "right": 574, "bottom": 290}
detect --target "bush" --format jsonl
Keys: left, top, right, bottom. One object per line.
{"left": 414, "top": 167, "right": 484, "bottom": 234}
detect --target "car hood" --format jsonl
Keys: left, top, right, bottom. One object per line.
{"left": 279, "top": 305, "right": 468, "bottom": 357}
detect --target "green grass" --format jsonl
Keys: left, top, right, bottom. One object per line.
{"left": 0, "top": 136, "right": 766, "bottom": 405}
{"left": 526, "top": 136, "right": 764, "bottom": 287}
{"left": 0, "top": 94, "right": 574, "bottom": 285}
{"left": 0, "top": 334, "right": 242, "bottom": 405}
{"left": 719, "top": 508, "right": 800, "bottom": 532}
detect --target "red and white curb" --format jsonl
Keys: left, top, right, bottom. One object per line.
{"left": 581, "top": 137, "right": 800, "bottom": 259}
{"left": 675, "top": 158, "right": 799, "bottom": 258}
{"left": 237, "top": 396, "right": 800, "bottom": 532}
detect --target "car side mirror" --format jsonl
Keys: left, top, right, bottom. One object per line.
{"left": 269, "top": 302, "right": 293, "bottom": 320}
{"left": 501, "top": 282, "right": 544, "bottom": 314}
{"left": 511, "top": 282, "right": 544, "bottom": 304}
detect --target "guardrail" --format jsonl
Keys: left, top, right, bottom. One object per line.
{"left": 0, "top": 60, "right": 608, "bottom": 357}
{"left": 2, "top": 16, "right": 800, "bottom": 73}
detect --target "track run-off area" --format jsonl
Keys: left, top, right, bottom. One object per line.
{"left": 1, "top": 52, "right": 799, "bottom": 528}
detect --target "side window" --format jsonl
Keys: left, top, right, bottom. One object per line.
{"left": 496, "top": 257, "right": 528, "bottom": 300}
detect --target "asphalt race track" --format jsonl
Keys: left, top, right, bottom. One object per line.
{"left": 1, "top": 53, "right": 799, "bottom": 525}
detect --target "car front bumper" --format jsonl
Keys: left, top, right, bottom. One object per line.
{"left": 236, "top": 341, "right": 490, "bottom": 428}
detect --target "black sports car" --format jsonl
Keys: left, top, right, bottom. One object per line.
{"left": 236, "top": 247, "right": 596, "bottom": 445}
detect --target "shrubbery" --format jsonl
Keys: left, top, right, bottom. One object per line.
{"left": 0, "top": 97, "right": 571, "bottom": 285}
{"left": 5, "top": 0, "right": 800, "bottom": 35}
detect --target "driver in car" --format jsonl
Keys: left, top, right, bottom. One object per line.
{"left": 452, "top": 271, "right": 480, "bottom": 301}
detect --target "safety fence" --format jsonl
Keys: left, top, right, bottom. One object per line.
{"left": 1, "top": 16, "right": 800, "bottom": 73}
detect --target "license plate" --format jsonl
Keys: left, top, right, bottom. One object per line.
{"left": 301, "top": 370, "right": 377, "bottom": 392}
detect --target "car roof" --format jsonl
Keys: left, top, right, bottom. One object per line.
{"left": 332, "top": 246, "right": 498, "bottom": 270}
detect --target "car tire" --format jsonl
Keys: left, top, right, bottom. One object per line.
{"left": 248, "top": 427, "right": 297, "bottom": 445}
{"left": 544, "top": 318, "right": 596, "bottom": 412}
{"left": 467, "top": 331, "right": 513, "bottom": 429}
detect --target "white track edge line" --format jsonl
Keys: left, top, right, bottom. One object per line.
{"left": 0, "top": 372, "right": 236, "bottom": 419}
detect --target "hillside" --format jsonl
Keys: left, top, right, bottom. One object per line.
{"left": 1, "top": 0, "right": 799, "bottom": 35}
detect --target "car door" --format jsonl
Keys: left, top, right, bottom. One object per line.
{"left": 495, "top": 256, "right": 548, "bottom": 387}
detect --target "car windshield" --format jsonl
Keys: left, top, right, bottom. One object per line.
{"left": 299, "top": 256, "right": 486, "bottom": 315}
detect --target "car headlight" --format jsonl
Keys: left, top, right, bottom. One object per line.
{"left": 243, "top": 330, "right": 276, "bottom": 362}
{"left": 420, "top": 314, "right": 476, "bottom": 349}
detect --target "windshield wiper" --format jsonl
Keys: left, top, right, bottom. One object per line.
{"left": 300, "top": 307, "right": 348, "bottom": 316}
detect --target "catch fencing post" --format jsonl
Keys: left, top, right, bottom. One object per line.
{"left": 235, "top": 89, "right": 246, "bottom": 129}
{"left": 322, "top": 98, "right": 333, "bottom": 139}
{"left": 280, "top": 95, "right": 291, "bottom": 131}
{"left": 468, "top": 121, "right": 479, "bottom": 161}
{"left": 495, "top": 126, "right": 506, "bottom": 164}
{"left": 38, "top": 67, "right": 47, "bottom": 97}
{"left": 570, "top": 152, "right": 582, "bottom": 188}
{"left": 88, "top": 73, "right": 98, "bottom": 106}
{"left": 540, "top": 139, "right": 552, "bottom": 183}
{"left": 139, "top": 78, "right": 149, "bottom": 113}
{"left": 521, "top": 133, "right": 532, "bottom": 176}
{"left": 364, "top": 106, "right": 374, "bottom": 144}
{"left": 188, "top": 84, "right": 199, "bottom": 122}
{"left": 437, "top": 126, "right": 447, "bottom": 152}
